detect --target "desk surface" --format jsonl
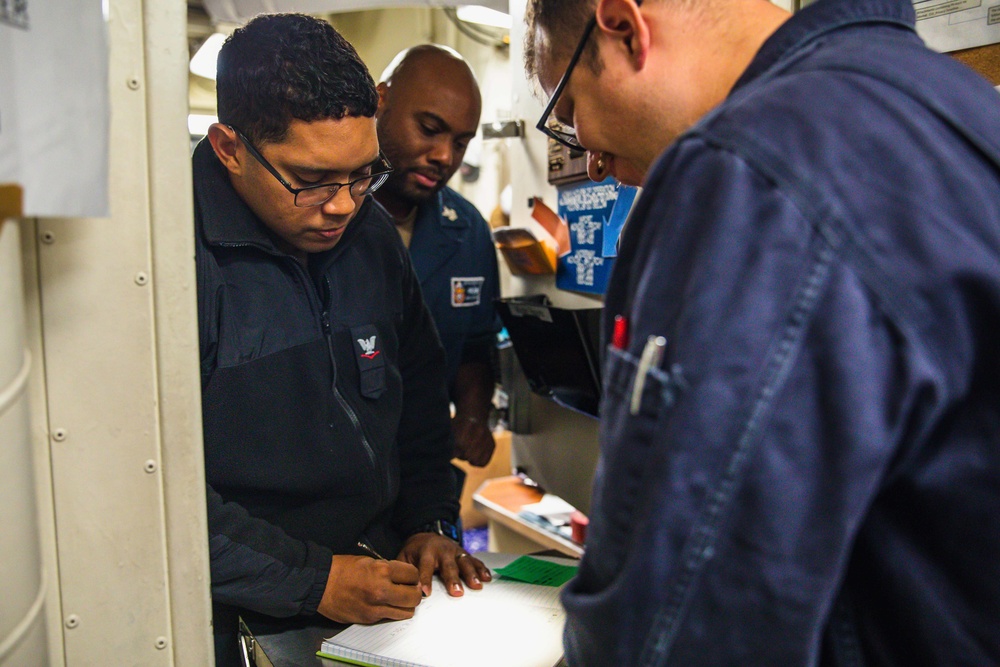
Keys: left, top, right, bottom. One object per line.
{"left": 249, "top": 622, "right": 339, "bottom": 666}
{"left": 472, "top": 477, "right": 584, "bottom": 558}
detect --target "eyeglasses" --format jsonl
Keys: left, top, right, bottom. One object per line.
{"left": 534, "top": 15, "right": 598, "bottom": 153}
{"left": 535, "top": 0, "right": 643, "bottom": 153}
{"left": 229, "top": 126, "right": 393, "bottom": 208}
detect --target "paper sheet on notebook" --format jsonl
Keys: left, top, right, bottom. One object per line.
{"left": 323, "top": 564, "right": 566, "bottom": 667}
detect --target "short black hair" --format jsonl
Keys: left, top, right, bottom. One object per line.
{"left": 524, "top": 0, "right": 597, "bottom": 83}
{"left": 216, "top": 13, "right": 378, "bottom": 146}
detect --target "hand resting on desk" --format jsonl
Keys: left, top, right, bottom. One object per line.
{"left": 397, "top": 533, "right": 493, "bottom": 598}
{"left": 318, "top": 555, "right": 423, "bottom": 625}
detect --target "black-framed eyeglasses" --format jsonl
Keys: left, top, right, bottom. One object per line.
{"left": 534, "top": 15, "right": 598, "bottom": 153}
{"left": 535, "top": 0, "right": 643, "bottom": 153}
{"left": 229, "top": 126, "right": 393, "bottom": 208}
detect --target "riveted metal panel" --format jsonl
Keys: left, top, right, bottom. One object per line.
{"left": 30, "top": 0, "right": 210, "bottom": 664}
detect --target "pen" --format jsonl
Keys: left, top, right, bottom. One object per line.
{"left": 358, "top": 536, "right": 430, "bottom": 598}
{"left": 630, "top": 335, "right": 666, "bottom": 415}
{"left": 612, "top": 314, "right": 629, "bottom": 350}
{"left": 357, "top": 536, "right": 386, "bottom": 560}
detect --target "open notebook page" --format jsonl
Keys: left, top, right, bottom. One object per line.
{"left": 320, "top": 555, "right": 570, "bottom": 667}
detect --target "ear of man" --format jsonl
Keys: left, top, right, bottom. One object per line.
{"left": 595, "top": 0, "right": 651, "bottom": 71}
{"left": 375, "top": 82, "right": 390, "bottom": 116}
{"left": 207, "top": 123, "right": 246, "bottom": 176}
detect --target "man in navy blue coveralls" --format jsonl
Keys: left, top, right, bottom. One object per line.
{"left": 375, "top": 45, "right": 501, "bottom": 468}
{"left": 525, "top": 0, "right": 1000, "bottom": 664}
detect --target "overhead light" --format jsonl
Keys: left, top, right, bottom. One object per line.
{"left": 456, "top": 5, "right": 512, "bottom": 30}
{"left": 190, "top": 32, "right": 227, "bottom": 81}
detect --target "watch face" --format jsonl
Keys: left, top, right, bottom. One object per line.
{"left": 439, "top": 520, "right": 460, "bottom": 541}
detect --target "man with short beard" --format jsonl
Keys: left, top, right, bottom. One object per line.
{"left": 375, "top": 45, "right": 501, "bottom": 470}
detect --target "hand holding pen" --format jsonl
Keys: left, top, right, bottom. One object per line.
{"left": 316, "top": 543, "right": 423, "bottom": 625}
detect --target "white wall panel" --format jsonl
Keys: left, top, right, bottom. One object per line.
{"left": 142, "top": 1, "right": 216, "bottom": 662}
{"left": 0, "top": 220, "right": 48, "bottom": 666}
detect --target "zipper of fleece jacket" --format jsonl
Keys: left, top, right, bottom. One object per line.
{"left": 321, "top": 312, "right": 384, "bottom": 510}
{"left": 212, "top": 214, "right": 385, "bottom": 507}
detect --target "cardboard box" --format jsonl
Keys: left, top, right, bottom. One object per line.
{"left": 452, "top": 429, "right": 512, "bottom": 528}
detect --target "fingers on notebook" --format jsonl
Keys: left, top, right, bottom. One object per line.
{"left": 437, "top": 558, "right": 465, "bottom": 597}
{"left": 457, "top": 554, "right": 488, "bottom": 590}
{"left": 418, "top": 560, "right": 438, "bottom": 598}
{"left": 387, "top": 559, "right": 420, "bottom": 586}
{"left": 413, "top": 540, "right": 449, "bottom": 596}
{"left": 356, "top": 567, "right": 422, "bottom": 623}
{"left": 370, "top": 561, "right": 421, "bottom": 608}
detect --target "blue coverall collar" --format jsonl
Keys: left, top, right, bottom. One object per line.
{"left": 735, "top": 0, "right": 917, "bottom": 93}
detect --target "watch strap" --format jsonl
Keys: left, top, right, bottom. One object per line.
{"left": 413, "top": 519, "right": 461, "bottom": 543}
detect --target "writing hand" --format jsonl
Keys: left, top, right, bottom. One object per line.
{"left": 452, "top": 415, "right": 495, "bottom": 467}
{"left": 317, "top": 555, "right": 422, "bottom": 624}
{"left": 397, "top": 532, "right": 492, "bottom": 597}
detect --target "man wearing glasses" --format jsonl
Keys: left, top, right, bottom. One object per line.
{"left": 525, "top": 0, "right": 1000, "bottom": 665}
{"left": 194, "top": 14, "right": 490, "bottom": 666}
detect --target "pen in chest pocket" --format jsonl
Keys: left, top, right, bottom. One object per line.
{"left": 612, "top": 314, "right": 629, "bottom": 349}
{"left": 631, "top": 335, "right": 667, "bottom": 415}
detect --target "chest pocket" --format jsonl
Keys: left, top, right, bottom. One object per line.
{"left": 588, "top": 345, "right": 686, "bottom": 580}
{"left": 351, "top": 324, "right": 386, "bottom": 399}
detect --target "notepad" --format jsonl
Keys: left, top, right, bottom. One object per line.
{"left": 317, "top": 553, "right": 575, "bottom": 667}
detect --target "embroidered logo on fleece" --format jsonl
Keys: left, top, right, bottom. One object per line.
{"left": 451, "top": 276, "right": 485, "bottom": 307}
{"left": 442, "top": 206, "right": 458, "bottom": 221}
{"left": 357, "top": 335, "right": 380, "bottom": 359}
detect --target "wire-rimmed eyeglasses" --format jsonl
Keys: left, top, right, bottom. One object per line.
{"left": 535, "top": 1, "right": 644, "bottom": 153}
{"left": 534, "top": 15, "right": 599, "bottom": 153}
{"left": 229, "top": 125, "right": 393, "bottom": 208}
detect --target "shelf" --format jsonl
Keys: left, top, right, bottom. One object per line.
{"left": 473, "top": 476, "right": 584, "bottom": 559}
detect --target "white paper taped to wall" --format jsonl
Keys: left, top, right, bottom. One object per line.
{"left": 914, "top": 0, "right": 1000, "bottom": 53}
{"left": 0, "top": 0, "right": 109, "bottom": 217}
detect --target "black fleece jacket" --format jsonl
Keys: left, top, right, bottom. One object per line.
{"left": 193, "top": 139, "right": 458, "bottom": 622}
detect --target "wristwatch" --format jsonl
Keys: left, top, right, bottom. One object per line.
{"left": 413, "top": 519, "right": 461, "bottom": 543}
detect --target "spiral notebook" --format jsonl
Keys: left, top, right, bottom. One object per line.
{"left": 317, "top": 553, "right": 574, "bottom": 667}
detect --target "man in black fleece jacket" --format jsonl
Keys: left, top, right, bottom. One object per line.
{"left": 193, "top": 14, "right": 491, "bottom": 665}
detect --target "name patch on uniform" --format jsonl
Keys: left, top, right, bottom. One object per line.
{"left": 451, "top": 277, "right": 485, "bottom": 308}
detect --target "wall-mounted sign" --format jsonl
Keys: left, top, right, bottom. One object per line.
{"left": 555, "top": 178, "right": 638, "bottom": 295}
